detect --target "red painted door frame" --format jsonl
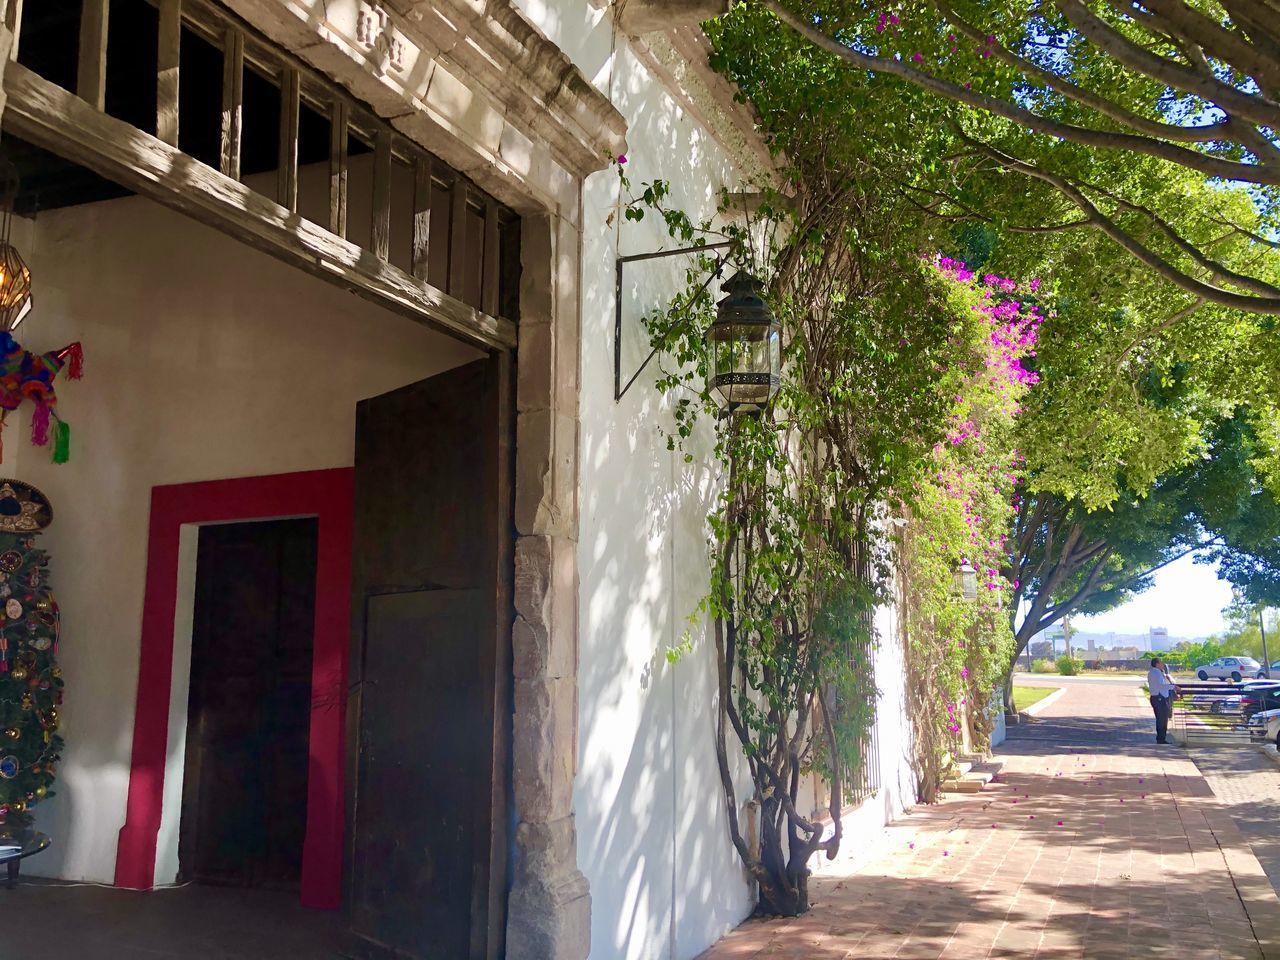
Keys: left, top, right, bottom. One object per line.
{"left": 114, "top": 468, "right": 353, "bottom": 909}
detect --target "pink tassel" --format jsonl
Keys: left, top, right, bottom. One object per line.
{"left": 30, "top": 401, "right": 50, "bottom": 446}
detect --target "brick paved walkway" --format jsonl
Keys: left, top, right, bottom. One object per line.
{"left": 1192, "top": 748, "right": 1280, "bottom": 901}
{"left": 697, "top": 681, "right": 1280, "bottom": 959}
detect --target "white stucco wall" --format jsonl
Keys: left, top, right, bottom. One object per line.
{"left": 6, "top": 192, "right": 480, "bottom": 883}
{"left": 511, "top": 5, "right": 756, "bottom": 958}
{"left": 513, "top": 6, "right": 921, "bottom": 958}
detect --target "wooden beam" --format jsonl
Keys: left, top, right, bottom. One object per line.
{"left": 411, "top": 156, "right": 431, "bottom": 282}
{"left": 219, "top": 27, "right": 243, "bottom": 180}
{"left": 448, "top": 176, "right": 467, "bottom": 298}
{"left": 371, "top": 128, "right": 391, "bottom": 262}
{"left": 277, "top": 64, "right": 300, "bottom": 212}
{"left": 156, "top": 0, "right": 181, "bottom": 147}
{"left": 6, "top": 0, "right": 24, "bottom": 62}
{"left": 0, "top": 63, "right": 515, "bottom": 350}
{"left": 328, "top": 99, "right": 348, "bottom": 237}
{"left": 77, "top": 0, "right": 110, "bottom": 111}
{"left": 481, "top": 199, "right": 499, "bottom": 318}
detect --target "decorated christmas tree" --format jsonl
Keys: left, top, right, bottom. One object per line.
{"left": 0, "top": 481, "right": 62, "bottom": 830}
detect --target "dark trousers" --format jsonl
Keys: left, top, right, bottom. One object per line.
{"left": 1150, "top": 695, "right": 1171, "bottom": 742}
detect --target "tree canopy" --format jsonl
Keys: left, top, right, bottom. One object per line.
{"left": 749, "top": 0, "right": 1280, "bottom": 314}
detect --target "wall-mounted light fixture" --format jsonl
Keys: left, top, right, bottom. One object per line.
{"left": 0, "top": 161, "right": 32, "bottom": 331}
{"left": 705, "top": 271, "right": 780, "bottom": 417}
{"left": 953, "top": 560, "right": 979, "bottom": 601}
{"left": 615, "top": 244, "right": 781, "bottom": 417}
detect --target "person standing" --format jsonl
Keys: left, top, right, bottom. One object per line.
{"left": 1147, "top": 658, "right": 1178, "bottom": 744}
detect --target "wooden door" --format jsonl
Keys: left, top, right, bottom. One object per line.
{"left": 345, "top": 356, "right": 513, "bottom": 960}
{"left": 179, "top": 517, "right": 318, "bottom": 888}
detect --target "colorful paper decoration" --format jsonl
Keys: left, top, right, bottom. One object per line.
{"left": 0, "top": 333, "right": 82, "bottom": 463}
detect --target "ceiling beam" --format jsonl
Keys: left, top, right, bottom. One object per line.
{"left": 2, "top": 61, "right": 516, "bottom": 351}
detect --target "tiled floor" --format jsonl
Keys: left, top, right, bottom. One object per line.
{"left": 697, "top": 680, "right": 1280, "bottom": 959}
{"left": 0, "top": 881, "right": 343, "bottom": 959}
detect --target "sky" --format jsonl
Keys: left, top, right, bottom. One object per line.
{"left": 1073, "top": 552, "right": 1233, "bottom": 639}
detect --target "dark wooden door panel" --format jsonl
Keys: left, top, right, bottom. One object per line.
{"left": 179, "top": 518, "right": 318, "bottom": 888}
{"left": 346, "top": 357, "right": 512, "bottom": 960}
{"left": 349, "top": 589, "right": 484, "bottom": 958}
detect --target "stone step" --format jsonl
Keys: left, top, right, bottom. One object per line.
{"left": 941, "top": 759, "right": 1004, "bottom": 795}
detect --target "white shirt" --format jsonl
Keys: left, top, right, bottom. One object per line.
{"left": 1147, "top": 667, "right": 1176, "bottom": 698}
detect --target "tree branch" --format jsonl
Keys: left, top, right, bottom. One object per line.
{"left": 757, "top": 0, "right": 1280, "bottom": 185}
{"left": 1141, "top": 0, "right": 1280, "bottom": 95}
{"left": 935, "top": 0, "right": 1245, "bottom": 146}
{"left": 1052, "top": 0, "right": 1280, "bottom": 131}
{"left": 956, "top": 131, "right": 1280, "bottom": 314}
{"left": 1114, "top": 298, "right": 1206, "bottom": 369}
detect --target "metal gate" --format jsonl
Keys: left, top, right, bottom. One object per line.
{"left": 1172, "top": 681, "right": 1280, "bottom": 746}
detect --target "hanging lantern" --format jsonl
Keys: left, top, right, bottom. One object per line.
{"left": 0, "top": 162, "right": 31, "bottom": 332}
{"left": 953, "top": 560, "right": 979, "bottom": 601}
{"left": 705, "top": 271, "right": 780, "bottom": 416}
{"left": 0, "top": 245, "right": 32, "bottom": 332}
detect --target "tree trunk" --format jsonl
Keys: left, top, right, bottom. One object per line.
{"left": 749, "top": 797, "right": 816, "bottom": 918}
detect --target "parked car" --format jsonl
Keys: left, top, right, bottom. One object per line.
{"left": 1208, "top": 681, "right": 1280, "bottom": 718}
{"left": 1249, "top": 707, "right": 1280, "bottom": 748}
{"left": 1271, "top": 660, "right": 1280, "bottom": 675}
{"left": 1195, "top": 656, "right": 1265, "bottom": 681}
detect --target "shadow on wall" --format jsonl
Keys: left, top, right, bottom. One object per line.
{"left": 572, "top": 17, "right": 760, "bottom": 960}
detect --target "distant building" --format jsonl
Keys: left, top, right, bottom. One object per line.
{"left": 1100, "top": 646, "right": 1141, "bottom": 662}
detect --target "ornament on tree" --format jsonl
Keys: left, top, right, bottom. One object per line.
{"left": 0, "top": 332, "right": 83, "bottom": 464}
{"left": 0, "top": 481, "right": 62, "bottom": 830}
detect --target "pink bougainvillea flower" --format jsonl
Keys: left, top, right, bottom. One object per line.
{"left": 909, "top": 842, "right": 915, "bottom": 849}
{"left": 617, "top": 154, "right": 628, "bottom": 164}
{"left": 1056, "top": 821, "right": 1064, "bottom": 826}
{"left": 912, "top": 52, "right": 923, "bottom": 62}
{"left": 1028, "top": 815, "right": 1035, "bottom": 819}
{"left": 943, "top": 850, "right": 949, "bottom": 856}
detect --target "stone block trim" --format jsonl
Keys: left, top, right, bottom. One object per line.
{"left": 219, "top": 0, "right": 625, "bottom": 219}
{"left": 506, "top": 210, "right": 589, "bottom": 956}
{"left": 507, "top": 817, "right": 592, "bottom": 960}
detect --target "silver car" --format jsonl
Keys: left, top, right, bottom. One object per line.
{"left": 1196, "top": 656, "right": 1265, "bottom": 681}
{"left": 1249, "top": 707, "right": 1280, "bottom": 748}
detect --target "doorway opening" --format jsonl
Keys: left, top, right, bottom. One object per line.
{"left": 178, "top": 518, "right": 319, "bottom": 889}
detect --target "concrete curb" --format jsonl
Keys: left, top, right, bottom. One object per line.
{"left": 1255, "top": 743, "right": 1280, "bottom": 771}
{"left": 1020, "top": 685, "right": 1066, "bottom": 717}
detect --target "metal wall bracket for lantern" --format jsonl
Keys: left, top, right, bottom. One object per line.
{"left": 615, "top": 246, "right": 782, "bottom": 419}
{"left": 614, "top": 241, "right": 732, "bottom": 403}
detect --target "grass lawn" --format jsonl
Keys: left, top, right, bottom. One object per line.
{"left": 1012, "top": 684, "right": 1058, "bottom": 712}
